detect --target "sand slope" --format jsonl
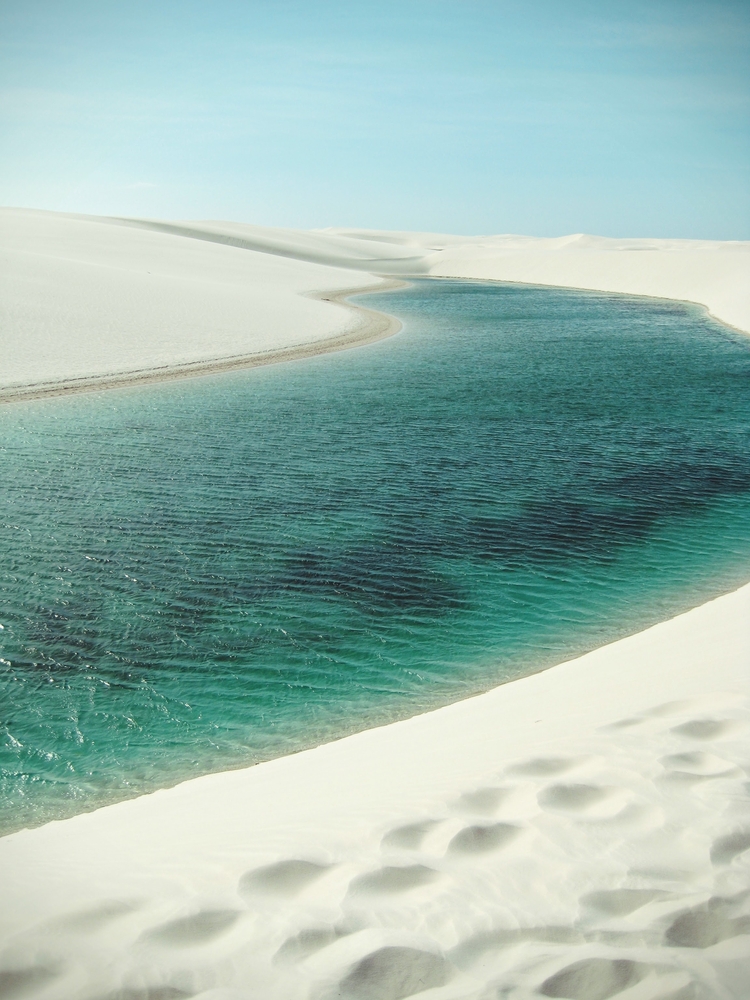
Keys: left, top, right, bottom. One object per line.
{"left": 0, "top": 209, "right": 403, "bottom": 397}
{"left": 0, "top": 584, "right": 748, "bottom": 998}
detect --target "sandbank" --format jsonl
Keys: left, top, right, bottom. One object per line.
{"left": 0, "top": 209, "right": 405, "bottom": 401}
{"left": 1, "top": 209, "right": 749, "bottom": 998}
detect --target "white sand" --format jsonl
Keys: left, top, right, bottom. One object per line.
{"left": 0, "top": 209, "right": 403, "bottom": 398}
{"left": 1, "top": 210, "right": 749, "bottom": 998}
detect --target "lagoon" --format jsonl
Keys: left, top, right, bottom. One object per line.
{"left": 2, "top": 279, "right": 750, "bottom": 834}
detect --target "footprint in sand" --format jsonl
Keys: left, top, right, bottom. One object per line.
{"left": 710, "top": 828, "right": 750, "bottom": 866}
{"left": 447, "top": 822, "right": 522, "bottom": 855}
{"left": 643, "top": 699, "right": 700, "bottom": 718}
{"left": 581, "top": 888, "right": 671, "bottom": 917}
{"left": 538, "top": 783, "right": 631, "bottom": 819}
{"left": 320, "top": 945, "right": 453, "bottom": 1000}
{"left": 275, "top": 926, "right": 352, "bottom": 965}
{"left": 660, "top": 751, "right": 736, "bottom": 775}
{"left": 664, "top": 894, "right": 750, "bottom": 948}
{"left": 659, "top": 751, "right": 740, "bottom": 787}
{"left": 605, "top": 698, "right": 711, "bottom": 731}
{"left": 0, "top": 965, "right": 61, "bottom": 1000}
{"left": 238, "top": 859, "right": 332, "bottom": 898}
{"left": 452, "top": 787, "right": 510, "bottom": 816}
{"left": 603, "top": 716, "right": 643, "bottom": 730}
{"left": 49, "top": 898, "right": 143, "bottom": 933}
{"left": 538, "top": 957, "right": 650, "bottom": 1000}
{"left": 380, "top": 820, "right": 438, "bottom": 851}
{"left": 347, "top": 864, "right": 440, "bottom": 896}
{"left": 506, "top": 756, "right": 585, "bottom": 777}
{"left": 141, "top": 909, "right": 241, "bottom": 947}
{"left": 671, "top": 718, "right": 743, "bottom": 741}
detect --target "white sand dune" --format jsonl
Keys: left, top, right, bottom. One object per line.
{"left": 1, "top": 209, "right": 749, "bottom": 998}
{"left": 0, "top": 209, "right": 404, "bottom": 398}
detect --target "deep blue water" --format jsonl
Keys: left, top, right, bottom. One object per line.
{"left": 2, "top": 279, "right": 750, "bottom": 834}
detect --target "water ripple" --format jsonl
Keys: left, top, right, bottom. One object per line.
{"left": 1, "top": 280, "right": 750, "bottom": 832}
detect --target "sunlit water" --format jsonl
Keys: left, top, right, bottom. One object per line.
{"left": 2, "top": 279, "right": 750, "bottom": 834}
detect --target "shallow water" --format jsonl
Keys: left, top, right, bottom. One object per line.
{"left": 2, "top": 279, "right": 750, "bottom": 834}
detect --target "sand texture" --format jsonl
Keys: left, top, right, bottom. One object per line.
{"left": 0, "top": 210, "right": 403, "bottom": 399}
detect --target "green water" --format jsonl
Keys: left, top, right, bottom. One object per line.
{"left": 2, "top": 279, "right": 750, "bottom": 834}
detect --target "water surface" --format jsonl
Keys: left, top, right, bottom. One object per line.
{"left": 2, "top": 280, "right": 750, "bottom": 833}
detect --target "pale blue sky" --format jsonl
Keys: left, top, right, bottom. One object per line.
{"left": 1, "top": 0, "right": 748, "bottom": 237}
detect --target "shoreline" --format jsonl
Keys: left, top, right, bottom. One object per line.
{"left": 419, "top": 273, "right": 750, "bottom": 340}
{"left": 3, "top": 272, "right": 744, "bottom": 407}
{"left": 0, "top": 279, "right": 406, "bottom": 404}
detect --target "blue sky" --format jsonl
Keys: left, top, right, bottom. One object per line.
{"left": 1, "top": 0, "right": 748, "bottom": 237}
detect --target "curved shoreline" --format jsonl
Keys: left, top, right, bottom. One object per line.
{"left": 419, "top": 272, "right": 750, "bottom": 340}
{"left": 0, "top": 279, "right": 406, "bottom": 404}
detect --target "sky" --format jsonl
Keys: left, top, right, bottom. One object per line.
{"left": 0, "top": 0, "right": 748, "bottom": 238}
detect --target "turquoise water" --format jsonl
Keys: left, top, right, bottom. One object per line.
{"left": 2, "top": 279, "right": 750, "bottom": 834}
